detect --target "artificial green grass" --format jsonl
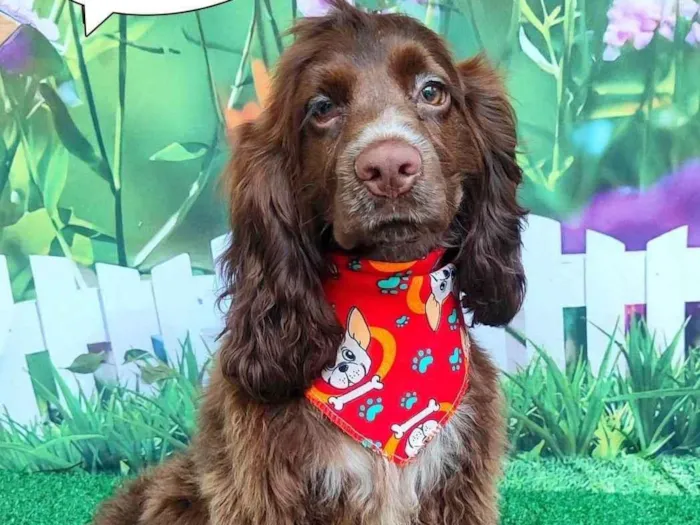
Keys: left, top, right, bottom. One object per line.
{"left": 1, "top": 457, "right": 699, "bottom": 524}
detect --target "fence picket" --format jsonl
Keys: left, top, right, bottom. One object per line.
{"left": 646, "top": 227, "right": 688, "bottom": 365}
{"left": 521, "top": 215, "right": 566, "bottom": 369}
{"left": 0, "top": 255, "right": 13, "bottom": 358}
{"left": 192, "top": 274, "right": 223, "bottom": 354}
{"left": 96, "top": 263, "right": 160, "bottom": 391}
{"left": 584, "top": 231, "right": 627, "bottom": 374}
{"left": 151, "top": 254, "right": 208, "bottom": 366}
{"left": 0, "top": 301, "right": 45, "bottom": 422}
{"left": 30, "top": 256, "right": 98, "bottom": 395}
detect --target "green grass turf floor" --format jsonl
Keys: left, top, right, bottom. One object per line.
{"left": 1, "top": 456, "right": 699, "bottom": 525}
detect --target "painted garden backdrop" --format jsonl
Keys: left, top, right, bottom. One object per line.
{"left": 0, "top": 0, "right": 699, "bottom": 480}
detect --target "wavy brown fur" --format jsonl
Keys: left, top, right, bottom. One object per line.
{"left": 93, "top": 2, "right": 523, "bottom": 523}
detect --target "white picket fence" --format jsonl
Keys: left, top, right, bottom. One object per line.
{"left": 1, "top": 214, "right": 699, "bottom": 425}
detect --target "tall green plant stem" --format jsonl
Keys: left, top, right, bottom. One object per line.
{"left": 227, "top": 4, "right": 257, "bottom": 109}
{"left": 68, "top": 4, "right": 127, "bottom": 266}
{"left": 263, "top": 0, "right": 284, "bottom": 55}
{"left": 254, "top": 0, "right": 270, "bottom": 67}
{"left": 113, "top": 15, "right": 128, "bottom": 266}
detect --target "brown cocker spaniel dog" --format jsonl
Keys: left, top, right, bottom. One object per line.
{"left": 93, "top": 2, "right": 525, "bottom": 524}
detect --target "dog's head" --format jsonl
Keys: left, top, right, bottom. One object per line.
{"left": 426, "top": 265, "right": 457, "bottom": 330}
{"left": 219, "top": 1, "right": 525, "bottom": 403}
{"left": 321, "top": 307, "right": 372, "bottom": 389}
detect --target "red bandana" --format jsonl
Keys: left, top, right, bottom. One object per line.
{"left": 306, "top": 250, "right": 471, "bottom": 465}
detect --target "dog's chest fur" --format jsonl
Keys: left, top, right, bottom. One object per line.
{"left": 313, "top": 402, "right": 474, "bottom": 524}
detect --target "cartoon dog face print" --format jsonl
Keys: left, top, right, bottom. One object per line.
{"left": 404, "top": 420, "right": 440, "bottom": 458}
{"left": 322, "top": 307, "right": 372, "bottom": 389}
{"left": 425, "top": 265, "right": 457, "bottom": 331}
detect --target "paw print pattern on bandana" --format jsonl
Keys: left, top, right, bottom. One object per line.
{"left": 449, "top": 348, "right": 463, "bottom": 372}
{"left": 359, "top": 398, "right": 384, "bottom": 422}
{"left": 412, "top": 349, "right": 433, "bottom": 374}
{"left": 377, "top": 271, "right": 411, "bottom": 295}
{"left": 396, "top": 315, "right": 410, "bottom": 328}
{"left": 400, "top": 392, "right": 418, "bottom": 410}
{"left": 448, "top": 308, "right": 459, "bottom": 330}
{"left": 348, "top": 258, "right": 362, "bottom": 271}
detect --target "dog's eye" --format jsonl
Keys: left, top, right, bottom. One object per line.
{"left": 308, "top": 96, "right": 340, "bottom": 125}
{"left": 342, "top": 349, "right": 356, "bottom": 362}
{"left": 419, "top": 82, "right": 448, "bottom": 106}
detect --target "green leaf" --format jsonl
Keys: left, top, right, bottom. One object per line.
{"left": 1, "top": 131, "right": 20, "bottom": 195}
{"left": 149, "top": 142, "right": 209, "bottom": 162}
{"left": 36, "top": 138, "right": 68, "bottom": 216}
{"left": 65, "top": 352, "right": 106, "bottom": 374}
{"left": 38, "top": 83, "right": 112, "bottom": 184}
{"left": 57, "top": 207, "right": 116, "bottom": 242}
{"left": 519, "top": 0, "right": 545, "bottom": 33}
{"left": 0, "top": 209, "right": 57, "bottom": 256}
{"left": 140, "top": 363, "right": 177, "bottom": 384}
{"left": 547, "top": 5, "right": 562, "bottom": 22}
{"left": 520, "top": 439, "right": 546, "bottom": 459}
{"left": 607, "top": 388, "right": 700, "bottom": 402}
{"left": 519, "top": 27, "right": 558, "bottom": 76}
{"left": 123, "top": 349, "right": 153, "bottom": 364}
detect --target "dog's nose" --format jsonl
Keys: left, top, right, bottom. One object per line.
{"left": 338, "top": 363, "right": 349, "bottom": 373}
{"left": 355, "top": 140, "right": 422, "bottom": 198}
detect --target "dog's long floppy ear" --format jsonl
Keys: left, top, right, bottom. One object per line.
{"left": 218, "top": 92, "right": 342, "bottom": 403}
{"left": 454, "top": 56, "right": 526, "bottom": 327}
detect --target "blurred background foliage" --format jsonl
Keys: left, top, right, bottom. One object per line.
{"left": 0, "top": 0, "right": 699, "bottom": 302}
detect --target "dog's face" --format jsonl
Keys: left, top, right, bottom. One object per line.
{"left": 322, "top": 307, "right": 372, "bottom": 389}
{"left": 430, "top": 265, "right": 457, "bottom": 304}
{"left": 289, "top": 16, "right": 480, "bottom": 259}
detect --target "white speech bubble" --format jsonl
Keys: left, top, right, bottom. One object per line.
{"left": 71, "top": 0, "right": 231, "bottom": 36}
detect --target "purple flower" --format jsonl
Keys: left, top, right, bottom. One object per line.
{"left": 686, "top": 21, "right": 700, "bottom": 46}
{"left": 561, "top": 158, "right": 700, "bottom": 253}
{"left": 603, "top": 0, "right": 662, "bottom": 61}
{"left": 603, "top": 0, "right": 700, "bottom": 60}
{"left": 297, "top": 0, "right": 354, "bottom": 17}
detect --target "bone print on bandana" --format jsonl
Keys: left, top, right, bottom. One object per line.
{"left": 306, "top": 249, "right": 470, "bottom": 465}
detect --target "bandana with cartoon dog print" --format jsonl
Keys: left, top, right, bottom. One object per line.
{"left": 306, "top": 249, "right": 470, "bottom": 465}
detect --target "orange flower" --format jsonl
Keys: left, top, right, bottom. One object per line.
{"left": 225, "top": 59, "right": 271, "bottom": 130}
